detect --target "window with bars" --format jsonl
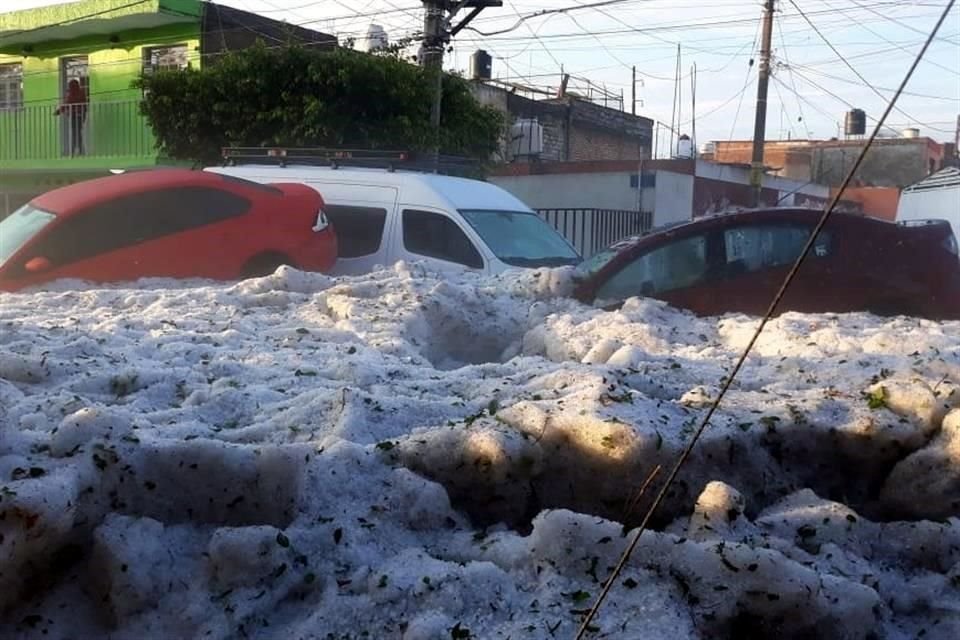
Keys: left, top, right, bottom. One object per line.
{"left": 142, "top": 45, "right": 189, "bottom": 74}
{"left": 0, "top": 63, "right": 23, "bottom": 111}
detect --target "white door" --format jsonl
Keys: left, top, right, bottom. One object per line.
{"left": 307, "top": 183, "right": 399, "bottom": 276}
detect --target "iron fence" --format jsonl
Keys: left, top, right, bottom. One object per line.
{"left": 0, "top": 99, "right": 155, "bottom": 162}
{"left": 537, "top": 208, "right": 653, "bottom": 257}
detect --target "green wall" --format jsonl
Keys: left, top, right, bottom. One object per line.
{"left": 0, "top": 22, "right": 200, "bottom": 197}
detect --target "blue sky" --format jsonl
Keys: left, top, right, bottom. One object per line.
{"left": 7, "top": 0, "right": 959, "bottom": 155}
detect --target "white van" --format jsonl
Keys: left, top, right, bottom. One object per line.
{"left": 897, "top": 167, "right": 959, "bottom": 244}
{"left": 206, "top": 164, "right": 581, "bottom": 276}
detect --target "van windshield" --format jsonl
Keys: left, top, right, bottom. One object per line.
{"left": 0, "top": 204, "right": 57, "bottom": 268}
{"left": 459, "top": 209, "right": 581, "bottom": 267}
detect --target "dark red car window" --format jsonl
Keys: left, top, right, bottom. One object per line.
{"left": 597, "top": 234, "right": 709, "bottom": 300}
{"left": 723, "top": 224, "right": 832, "bottom": 274}
{"left": 25, "top": 187, "right": 250, "bottom": 269}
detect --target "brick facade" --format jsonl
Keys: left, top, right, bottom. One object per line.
{"left": 469, "top": 81, "right": 653, "bottom": 163}
{"left": 710, "top": 138, "right": 947, "bottom": 189}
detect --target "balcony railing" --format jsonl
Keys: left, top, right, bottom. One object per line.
{"left": 537, "top": 208, "right": 653, "bottom": 258}
{"left": 0, "top": 99, "right": 156, "bottom": 163}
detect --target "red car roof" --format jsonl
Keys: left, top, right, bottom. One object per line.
{"left": 31, "top": 169, "right": 239, "bottom": 217}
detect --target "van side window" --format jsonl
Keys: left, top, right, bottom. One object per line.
{"left": 402, "top": 209, "right": 483, "bottom": 269}
{"left": 324, "top": 205, "right": 387, "bottom": 258}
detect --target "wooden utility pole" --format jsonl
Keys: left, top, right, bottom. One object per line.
{"left": 421, "top": 0, "right": 502, "bottom": 168}
{"left": 750, "top": 0, "right": 776, "bottom": 207}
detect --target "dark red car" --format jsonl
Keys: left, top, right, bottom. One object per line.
{"left": 0, "top": 169, "right": 336, "bottom": 292}
{"left": 573, "top": 208, "right": 960, "bottom": 319}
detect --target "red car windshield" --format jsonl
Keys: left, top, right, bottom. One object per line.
{"left": 0, "top": 204, "right": 56, "bottom": 268}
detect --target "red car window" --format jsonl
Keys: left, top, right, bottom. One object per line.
{"left": 22, "top": 187, "right": 250, "bottom": 271}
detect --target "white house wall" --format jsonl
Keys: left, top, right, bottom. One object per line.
{"left": 653, "top": 170, "right": 695, "bottom": 226}
{"left": 489, "top": 172, "right": 639, "bottom": 211}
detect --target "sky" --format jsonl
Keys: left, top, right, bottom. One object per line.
{"left": 5, "top": 0, "right": 960, "bottom": 156}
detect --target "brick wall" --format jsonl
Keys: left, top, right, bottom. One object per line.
{"left": 712, "top": 138, "right": 945, "bottom": 189}
{"left": 812, "top": 141, "right": 941, "bottom": 188}
{"left": 569, "top": 125, "right": 644, "bottom": 161}
{"left": 469, "top": 81, "right": 653, "bottom": 163}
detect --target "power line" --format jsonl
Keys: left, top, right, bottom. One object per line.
{"left": 771, "top": 74, "right": 838, "bottom": 126}
{"left": 575, "top": 2, "right": 956, "bottom": 636}
{"left": 465, "top": 0, "right": 646, "bottom": 37}
{"left": 786, "top": 0, "right": 955, "bottom": 133}
{"left": 771, "top": 68, "right": 798, "bottom": 139}
{"left": 774, "top": 5, "right": 811, "bottom": 138}
{"left": 848, "top": 0, "right": 960, "bottom": 45}
{"left": 458, "top": 1, "right": 950, "bottom": 41}
{"left": 728, "top": 21, "right": 762, "bottom": 142}
{"left": 784, "top": 61, "right": 960, "bottom": 102}
{"left": 787, "top": 63, "right": 951, "bottom": 138}
{"left": 508, "top": 0, "right": 565, "bottom": 72}
{"left": 818, "top": 0, "right": 960, "bottom": 77}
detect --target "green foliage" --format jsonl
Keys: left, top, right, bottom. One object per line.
{"left": 135, "top": 44, "right": 503, "bottom": 166}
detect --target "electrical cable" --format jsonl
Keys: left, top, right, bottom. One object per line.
{"left": 459, "top": 1, "right": 943, "bottom": 40}
{"left": 848, "top": 0, "right": 960, "bottom": 45}
{"left": 819, "top": 0, "right": 960, "bottom": 77}
{"left": 775, "top": 8, "right": 811, "bottom": 138}
{"left": 466, "top": 0, "right": 647, "bottom": 37}
{"left": 786, "top": 0, "right": 955, "bottom": 133}
{"left": 727, "top": 18, "right": 763, "bottom": 141}
{"left": 573, "top": 1, "right": 956, "bottom": 636}
{"left": 783, "top": 61, "right": 960, "bottom": 102}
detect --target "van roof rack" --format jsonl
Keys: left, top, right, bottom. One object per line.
{"left": 221, "top": 147, "right": 478, "bottom": 175}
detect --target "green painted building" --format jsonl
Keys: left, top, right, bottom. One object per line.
{"left": 0, "top": 0, "right": 335, "bottom": 216}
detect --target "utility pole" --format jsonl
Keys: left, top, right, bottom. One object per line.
{"left": 422, "top": 2, "right": 446, "bottom": 133}
{"left": 670, "top": 44, "right": 680, "bottom": 158}
{"left": 420, "top": 1, "right": 502, "bottom": 168}
{"left": 691, "top": 62, "right": 697, "bottom": 159}
{"left": 631, "top": 65, "right": 636, "bottom": 115}
{"left": 750, "top": 0, "right": 776, "bottom": 207}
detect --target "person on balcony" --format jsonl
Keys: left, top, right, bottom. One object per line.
{"left": 55, "top": 79, "right": 88, "bottom": 156}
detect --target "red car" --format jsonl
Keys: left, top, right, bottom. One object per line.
{"left": 0, "top": 169, "right": 336, "bottom": 292}
{"left": 573, "top": 208, "right": 960, "bottom": 319}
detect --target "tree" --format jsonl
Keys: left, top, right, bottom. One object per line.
{"left": 135, "top": 44, "right": 503, "bottom": 166}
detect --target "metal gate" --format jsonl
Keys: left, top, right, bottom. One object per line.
{"left": 537, "top": 208, "right": 653, "bottom": 257}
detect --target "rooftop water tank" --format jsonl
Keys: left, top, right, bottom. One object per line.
{"left": 844, "top": 109, "right": 866, "bottom": 136}
{"left": 470, "top": 49, "right": 492, "bottom": 81}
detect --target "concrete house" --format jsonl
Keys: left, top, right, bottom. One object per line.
{"left": 0, "top": 0, "right": 335, "bottom": 216}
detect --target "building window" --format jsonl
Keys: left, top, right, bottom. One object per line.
{"left": 143, "top": 45, "right": 189, "bottom": 74}
{"left": 0, "top": 63, "right": 23, "bottom": 111}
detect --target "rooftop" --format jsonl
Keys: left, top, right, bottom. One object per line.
{"left": 0, "top": 0, "right": 202, "bottom": 52}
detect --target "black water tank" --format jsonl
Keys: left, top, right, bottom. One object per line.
{"left": 471, "top": 49, "right": 492, "bottom": 81}
{"left": 845, "top": 109, "right": 866, "bottom": 136}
